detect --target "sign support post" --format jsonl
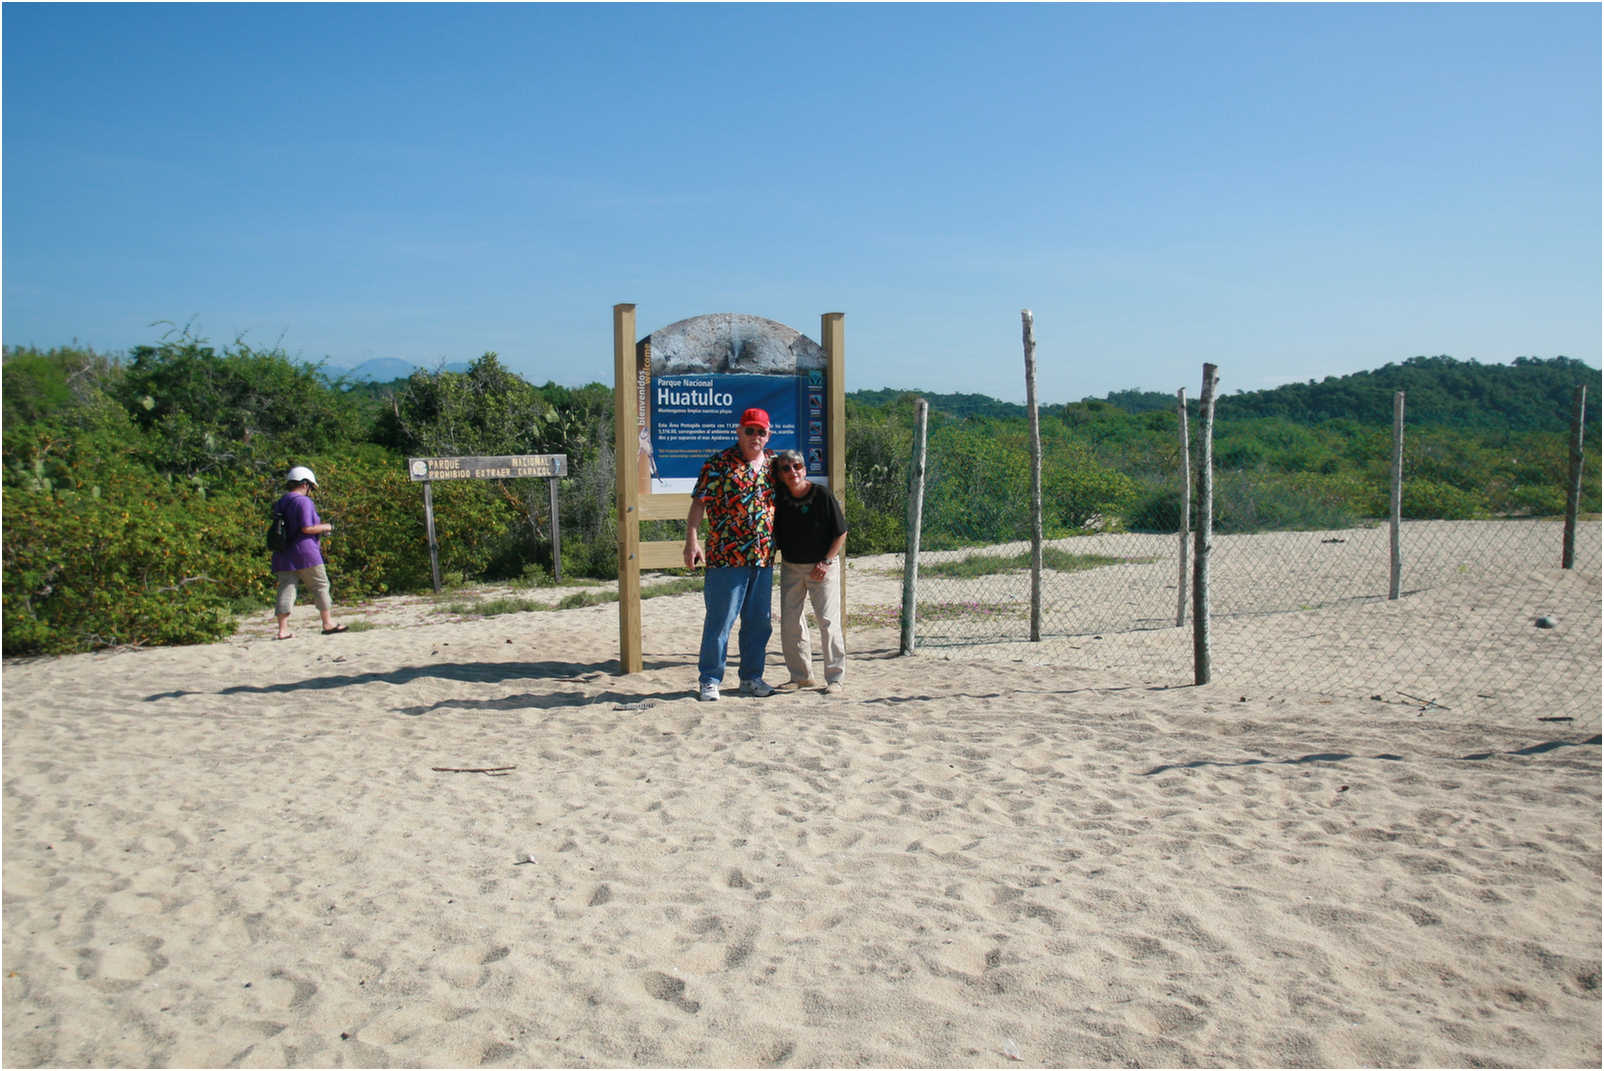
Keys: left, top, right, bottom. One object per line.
{"left": 822, "top": 311, "right": 847, "bottom": 609}
{"left": 614, "top": 303, "right": 644, "bottom": 674}
{"left": 423, "top": 479, "right": 442, "bottom": 593}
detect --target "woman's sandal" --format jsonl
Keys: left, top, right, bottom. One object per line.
{"left": 321, "top": 624, "right": 349, "bottom": 635}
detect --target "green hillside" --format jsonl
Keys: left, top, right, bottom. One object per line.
{"left": 852, "top": 355, "right": 1600, "bottom": 432}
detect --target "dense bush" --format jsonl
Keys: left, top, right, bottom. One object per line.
{"left": 117, "top": 336, "right": 362, "bottom": 479}
{"left": 3, "top": 338, "right": 1598, "bottom": 655}
{"left": 915, "top": 422, "right": 1136, "bottom": 549}
{"left": 3, "top": 453, "right": 261, "bottom": 653}
{"left": 1212, "top": 471, "right": 1368, "bottom": 532}
{"left": 842, "top": 405, "right": 915, "bottom": 554}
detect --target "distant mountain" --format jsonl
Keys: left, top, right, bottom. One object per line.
{"left": 317, "top": 357, "right": 472, "bottom": 383}
{"left": 343, "top": 358, "right": 418, "bottom": 382}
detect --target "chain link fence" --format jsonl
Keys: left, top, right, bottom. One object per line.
{"left": 899, "top": 421, "right": 1601, "bottom": 726}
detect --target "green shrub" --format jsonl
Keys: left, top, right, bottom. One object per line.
{"left": 1212, "top": 471, "right": 1367, "bottom": 532}
{"left": 843, "top": 483, "right": 906, "bottom": 554}
{"left": 1400, "top": 479, "right": 1483, "bottom": 520}
{"left": 3, "top": 459, "right": 262, "bottom": 654}
{"left": 1125, "top": 484, "right": 1185, "bottom": 532}
{"left": 1503, "top": 482, "right": 1568, "bottom": 517}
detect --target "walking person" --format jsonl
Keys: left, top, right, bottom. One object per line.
{"left": 683, "top": 409, "right": 778, "bottom": 701}
{"left": 270, "top": 465, "right": 346, "bottom": 639}
{"left": 771, "top": 450, "right": 848, "bottom": 694}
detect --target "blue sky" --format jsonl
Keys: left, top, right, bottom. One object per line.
{"left": 4, "top": 2, "right": 1599, "bottom": 405}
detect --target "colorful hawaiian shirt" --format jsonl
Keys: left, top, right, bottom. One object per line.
{"left": 693, "top": 446, "right": 776, "bottom": 567}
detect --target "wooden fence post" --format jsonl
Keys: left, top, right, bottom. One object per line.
{"left": 1390, "top": 391, "right": 1405, "bottom": 599}
{"left": 1022, "top": 310, "right": 1043, "bottom": 642}
{"left": 1176, "top": 387, "right": 1190, "bottom": 627}
{"left": 1193, "top": 365, "right": 1219, "bottom": 686}
{"left": 901, "top": 399, "right": 929, "bottom": 656}
{"left": 1564, "top": 384, "right": 1586, "bottom": 570}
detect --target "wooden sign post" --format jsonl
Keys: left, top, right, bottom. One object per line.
{"left": 407, "top": 454, "right": 568, "bottom": 593}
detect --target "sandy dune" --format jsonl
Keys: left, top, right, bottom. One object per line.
{"left": 3, "top": 529, "right": 1599, "bottom": 1067}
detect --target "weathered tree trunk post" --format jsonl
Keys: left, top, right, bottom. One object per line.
{"left": 1564, "top": 385, "right": 1586, "bottom": 569}
{"left": 1022, "top": 310, "right": 1043, "bottom": 642}
{"left": 900, "top": 398, "right": 929, "bottom": 656}
{"left": 1390, "top": 391, "right": 1405, "bottom": 599}
{"left": 548, "top": 476, "right": 563, "bottom": 583}
{"left": 1176, "top": 387, "right": 1190, "bottom": 627}
{"left": 1193, "top": 365, "right": 1219, "bottom": 686}
{"left": 423, "top": 479, "right": 442, "bottom": 594}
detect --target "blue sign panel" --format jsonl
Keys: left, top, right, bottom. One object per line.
{"left": 636, "top": 314, "right": 830, "bottom": 493}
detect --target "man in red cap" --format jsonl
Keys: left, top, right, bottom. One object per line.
{"left": 683, "top": 407, "right": 778, "bottom": 700}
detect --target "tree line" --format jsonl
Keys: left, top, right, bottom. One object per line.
{"left": 3, "top": 338, "right": 1597, "bottom": 655}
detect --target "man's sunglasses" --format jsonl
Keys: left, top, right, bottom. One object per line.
{"left": 741, "top": 426, "right": 768, "bottom": 436}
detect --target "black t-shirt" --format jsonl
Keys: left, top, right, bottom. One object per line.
{"left": 774, "top": 483, "right": 847, "bottom": 564}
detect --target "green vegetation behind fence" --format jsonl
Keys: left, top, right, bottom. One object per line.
{"left": 3, "top": 336, "right": 1598, "bottom": 655}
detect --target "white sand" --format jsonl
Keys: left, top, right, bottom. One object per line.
{"left": 3, "top": 527, "right": 1599, "bottom": 1067}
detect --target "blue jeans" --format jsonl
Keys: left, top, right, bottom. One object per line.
{"left": 698, "top": 565, "right": 773, "bottom": 687}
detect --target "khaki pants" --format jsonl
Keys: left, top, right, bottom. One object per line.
{"left": 778, "top": 560, "right": 845, "bottom": 685}
{"left": 275, "top": 565, "right": 332, "bottom": 617}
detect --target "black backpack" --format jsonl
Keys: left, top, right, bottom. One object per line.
{"left": 265, "top": 502, "right": 290, "bottom": 552}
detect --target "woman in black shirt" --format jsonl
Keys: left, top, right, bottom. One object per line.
{"left": 771, "top": 449, "right": 849, "bottom": 693}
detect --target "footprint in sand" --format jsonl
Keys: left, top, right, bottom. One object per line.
{"left": 917, "top": 833, "right": 973, "bottom": 855}
{"left": 641, "top": 970, "right": 700, "bottom": 1013}
{"left": 78, "top": 938, "right": 169, "bottom": 988}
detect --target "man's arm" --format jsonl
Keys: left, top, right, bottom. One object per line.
{"left": 684, "top": 498, "right": 707, "bottom": 567}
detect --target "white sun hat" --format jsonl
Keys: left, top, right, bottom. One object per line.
{"left": 286, "top": 465, "right": 318, "bottom": 489}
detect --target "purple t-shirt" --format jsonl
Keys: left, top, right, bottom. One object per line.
{"left": 270, "top": 492, "right": 325, "bottom": 572}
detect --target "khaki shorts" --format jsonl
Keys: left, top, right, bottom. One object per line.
{"left": 274, "top": 564, "right": 332, "bottom": 616}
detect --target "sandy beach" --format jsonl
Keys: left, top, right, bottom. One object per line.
{"left": 3, "top": 530, "right": 1600, "bottom": 1067}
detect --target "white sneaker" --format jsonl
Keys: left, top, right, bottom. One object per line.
{"left": 825, "top": 680, "right": 845, "bottom": 695}
{"left": 739, "top": 678, "right": 775, "bottom": 697}
{"left": 698, "top": 681, "right": 720, "bottom": 702}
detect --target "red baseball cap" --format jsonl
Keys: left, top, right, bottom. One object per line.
{"left": 739, "top": 407, "right": 771, "bottom": 430}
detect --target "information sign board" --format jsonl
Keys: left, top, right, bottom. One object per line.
{"left": 635, "top": 314, "right": 829, "bottom": 493}
{"left": 406, "top": 453, "right": 568, "bottom": 591}
{"left": 408, "top": 455, "right": 567, "bottom": 481}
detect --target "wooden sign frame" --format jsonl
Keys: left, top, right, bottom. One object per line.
{"left": 613, "top": 306, "right": 845, "bottom": 674}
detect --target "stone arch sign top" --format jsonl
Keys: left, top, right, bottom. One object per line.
{"left": 648, "top": 313, "right": 827, "bottom": 376}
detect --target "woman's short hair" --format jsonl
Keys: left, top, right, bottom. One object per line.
{"left": 773, "top": 448, "right": 805, "bottom": 468}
